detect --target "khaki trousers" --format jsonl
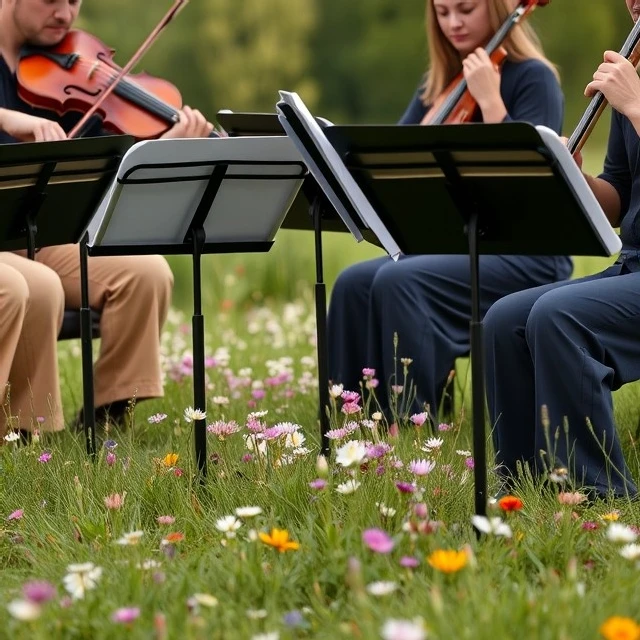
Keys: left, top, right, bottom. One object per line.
{"left": 1, "top": 246, "right": 173, "bottom": 434}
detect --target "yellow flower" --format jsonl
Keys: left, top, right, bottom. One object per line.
{"left": 427, "top": 549, "right": 468, "bottom": 574}
{"left": 163, "top": 453, "right": 179, "bottom": 467}
{"left": 258, "top": 528, "right": 300, "bottom": 553}
{"left": 601, "top": 511, "right": 621, "bottom": 522}
{"left": 599, "top": 616, "right": 640, "bottom": 640}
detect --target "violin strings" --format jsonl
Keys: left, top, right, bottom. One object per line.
{"left": 70, "top": 57, "right": 179, "bottom": 123}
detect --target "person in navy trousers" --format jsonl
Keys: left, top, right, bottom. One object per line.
{"left": 484, "top": 0, "right": 640, "bottom": 499}
{"left": 328, "top": 0, "right": 572, "bottom": 420}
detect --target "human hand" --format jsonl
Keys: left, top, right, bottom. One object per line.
{"left": 160, "top": 105, "right": 215, "bottom": 139}
{"left": 584, "top": 51, "right": 640, "bottom": 119}
{"left": 0, "top": 109, "right": 67, "bottom": 142}
{"left": 462, "top": 48, "right": 502, "bottom": 110}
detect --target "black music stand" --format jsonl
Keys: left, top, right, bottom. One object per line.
{"left": 86, "top": 135, "right": 306, "bottom": 476}
{"left": 0, "top": 136, "right": 134, "bottom": 452}
{"left": 275, "top": 90, "right": 621, "bottom": 517}
{"left": 217, "top": 110, "right": 389, "bottom": 456}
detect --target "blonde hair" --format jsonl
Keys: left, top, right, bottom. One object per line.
{"left": 422, "top": 0, "right": 559, "bottom": 105}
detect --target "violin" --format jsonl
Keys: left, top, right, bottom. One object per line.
{"left": 14, "top": 0, "right": 213, "bottom": 140}
{"left": 17, "top": 29, "right": 183, "bottom": 140}
{"left": 422, "top": 0, "right": 550, "bottom": 126}
{"left": 568, "top": 17, "right": 640, "bottom": 154}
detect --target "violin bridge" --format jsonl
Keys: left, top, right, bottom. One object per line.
{"left": 87, "top": 61, "right": 100, "bottom": 81}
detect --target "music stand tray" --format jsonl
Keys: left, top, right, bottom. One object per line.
{"left": 84, "top": 135, "right": 306, "bottom": 473}
{"left": 276, "top": 89, "right": 621, "bottom": 517}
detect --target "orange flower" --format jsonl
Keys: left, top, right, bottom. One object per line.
{"left": 498, "top": 495, "right": 523, "bottom": 512}
{"left": 599, "top": 616, "right": 640, "bottom": 640}
{"left": 163, "top": 532, "right": 185, "bottom": 544}
{"left": 427, "top": 549, "right": 468, "bottom": 574}
{"left": 258, "top": 528, "right": 300, "bottom": 553}
{"left": 162, "top": 453, "right": 179, "bottom": 467}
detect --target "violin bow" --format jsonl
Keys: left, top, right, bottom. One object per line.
{"left": 68, "top": 0, "right": 189, "bottom": 139}
{"left": 568, "top": 17, "right": 640, "bottom": 155}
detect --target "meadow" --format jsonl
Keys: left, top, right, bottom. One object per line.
{"left": 3, "top": 146, "right": 640, "bottom": 639}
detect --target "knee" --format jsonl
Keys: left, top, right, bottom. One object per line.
{"left": 331, "top": 261, "right": 379, "bottom": 303}
{"left": 0, "top": 271, "right": 29, "bottom": 318}
{"left": 127, "top": 256, "right": 174, "bottom": 301}
{"left": 525, "top": 290, "right": 571, "bottom": 342}
{"left": 26, "top": 266, "right": 64, "bottom": 320}
{"left": 484, "top": 294, "right": 528, "bottom": 343}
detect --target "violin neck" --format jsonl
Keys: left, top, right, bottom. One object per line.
{"left": 115, "top": 77, "right": 180, "bottom": 126}
{"left": 568, "top": 18, "right": 640, "bottom": 154}
{"left": 429, "top": 3, "right": 531, "bottom": 125}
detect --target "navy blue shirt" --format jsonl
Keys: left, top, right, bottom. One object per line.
{"left": 398, "top": 58, "right": 564, "bottom": 134}
{"left": 599, "top": 110, "right": 640, "bottom": 252}
{"left": 0, "top": 55, "right": 103, "bottom": 143}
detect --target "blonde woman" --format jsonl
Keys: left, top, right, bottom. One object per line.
{"left": 328, "top": 0, "right": 572, "bottom": 421}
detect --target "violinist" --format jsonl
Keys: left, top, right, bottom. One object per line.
{"left": 0, "top": 0, "right": 213, "bottom": 438}
{"left": 327, "top": 0, "right": 572, "bottom": 421}
{"left": 483, "top": 0, "right": 640, "bottom": 500}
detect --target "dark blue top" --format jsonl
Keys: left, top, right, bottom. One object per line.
{"left": 398, "top": 58, "right": 564, "bottom": 134}
{"left": 0, "top": 55, "right": 102, "bottom": 143}
{"left": 599, "top": 110, "right": 640, "bottom": 252}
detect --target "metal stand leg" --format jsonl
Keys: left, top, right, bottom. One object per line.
{"left": 192, "top": 228, "right": 207, "bottom": 477}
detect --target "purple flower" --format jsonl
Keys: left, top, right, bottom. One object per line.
{"left": 106, "top": 452, "right": 117, "bottom": 467}
{"left": 283, "top": 610, "right": 305, "bottom": 627}
{"left": 341, "top": 390, "right": 360, "bottom": 404}
{"left": 399, "top": 556, "right": 420, "bottom": 568}
{"left": 309, "top": 478, "right": 327, "bottom": 491}
{"left": 362, "top": 528, "right": 395, "bottom": 554}
{"left": 38, "top": 452, "right": 52, "bottom": 463}
{"left": 103, "top": 439, "right": 118, "bottom": 450}
{"left": 23, "top": 580, "right": 56, "bottom": 604}
{"left": 362, "top": 368, "right": 376, "bottom": 377}
{"left": 465, "top": 457, "right": 475, "bottom": 469}
{"left": 111, "top": 607, "right": 141, "bottom": 624}
{"left": 395, "top": 482, "right": 416, "bottom": 494}
{"left": 7, "top": 509, "right": 24, "bottom": 521}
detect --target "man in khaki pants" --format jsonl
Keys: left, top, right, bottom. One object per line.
{"left": 0, "top": 0, "right": 216, "bottom": 437}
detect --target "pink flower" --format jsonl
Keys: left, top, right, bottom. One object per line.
{"left": 362, "top": 368, "right": 376, "bottom": 377}
{"left": 106, "top": 452, "right": 117, "bottom": 467}
{"left": 309, "top": 479, "right": 327, "bottom": 490}
{"left": 157, "top": 515, "right": 175, "bottom": 525}
{"left": 38, "top": 452, "right": 52, "bottom": 463}
{"left": 362, "top": 528, "right": 395, "bottom": 554}
{"left": 111, "top": 607, "right": 141, "bottom": 624}
{"left": 410, "top": 412, "right": 428, "bottom": 426}
{"left": 464, "top": 457, "right": 475, "bottom": 469}
{"left": 557, "top": 492, "right": 588, "bottom": 506}
{"left": 173, "top": 468, "right": 184, "bottom": 477}
{"left": 413, "top": 503, "right": 429, "bottom": 519}
{"left": 23, "top": 580, "right": 56, "bottom": 604}
{"left": 341, "top": 391, "right": 360, "bottom": 404}
{"left": 395, "top": 482, "right": 416, "bottom": 494}
{"left": 147, "top": 413, "right": 168, "bottom": 424}
{"left": 437, "top": 422, "right": 452, "bottom": 431}
{"left": 7, "top": 509, "right": 23, "bottom": 521}
{"left": 104, "top": 493, "right": 126, "bottom": 510}
{"left": 582, "top": 521, "right": 599, "bottom": 531}
{"left": 408, "top": 459, "right": 436, "bottom": 476}
{"left": 399, "top": 556, "right": 420, "bottom": 568}
{"left": 341, "top": 402, "right": 362, "bottom": 415}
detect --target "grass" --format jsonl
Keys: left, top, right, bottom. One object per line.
{"left": 2, "top": 260, "right": 640, "bottom": 639}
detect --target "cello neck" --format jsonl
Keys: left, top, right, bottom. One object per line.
{"left": 568, "top": 18, "right": 640, "bottom": 155}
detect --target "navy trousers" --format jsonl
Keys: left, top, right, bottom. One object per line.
{"left": 327, "top": 254, "right": 572, "bottom": 417}
{"left": 484, "top": 263, "right": 640, "bottom": 497}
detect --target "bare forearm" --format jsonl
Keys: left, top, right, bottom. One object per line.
{"left": 584, "top": 174, "right": 622, "bottom": 226}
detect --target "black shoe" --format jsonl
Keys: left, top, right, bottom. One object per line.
{"left": 73, "top": 400, "right": 129, "bottom": 432}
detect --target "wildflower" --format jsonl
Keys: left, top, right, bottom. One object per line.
{"left": 316, "top": 454, "right": 329, "bottom": 477}
{"left": 362, "top": 367, "right": 376, "bottom": 377}
{"left": 103, "top": 439, "right": 118, "bottom": 450}
{"left": 366, "top": 581, "right": 398, "bottom": 596}
{"left": 7, "top": 509, "right": 24, "bottom": 521}
{"left": 465, "top": 457, "right": 475, "bottom": 469}
{"left": 63, "top": 563, "right": 103, "bottom": 599}
{"left": 189, "top": 593, "right": 219, "bottom": 608}
{"left": 400, "top": 556, "right": 420, "bottom": 568}
{"left": 235, "top": 506, "right": 263, "bottom": 518}
{"left": 599, "top": 616, "right": 640, "bottom": 640}
{"left": 23, "top": 581, "right": 56, "bottom": 604}
{"left": 246, "top": 608, "right": 268, "bottom": 619}
{"left": 377, "top": 503, "right": 397, "bottom": 518}
{"left": 215, "top": 516, "right": 242, "bottom": 538}
{"left": 211, "top": 396, "right": 229, "bottom": 405}
{"left": 7, "top": 599, "right": 41, "bottom": 621}
{"left": 162, "top": 532, "right": 185, "bottom": 544}
{"left": 438, "top": 422, "right": 453, "bottom": 431}
{"left": 606, "top": 523, "right": 638, "bottom": 544}
{"left": 116, "top": 530, "right": 144, "bottom": 546}
{"left": 309, "top": 478, "right": 327, "bottom": 490}
{"left": 582, "top": 521, "right": 599, "bottom": 531}
{"left": 557, "top": 492, "right": 588, "bottom": 506}
{"left": 4, "top": 431, "right": 19, "bottom": 442}
{"left": 156, "top": 515, "right": 175, "bottom": 525}
{"left": 106, "top": 452, "right": 117, "bottom": 466}
{"left": 335, "top": 480, "right": 361, "bottom": 494}
{"left": 421, "top": 437, "right": 443, "bottom": 451}
{"left": 259, "top": 528, "right": 300, "bottom": 552}
{"left": 251, "top": 633, "right": 279, "bottom": 640}
{"left": 341, "top": 390, "right": 360, "bottom": 403}
{"left": 408, "top": 459, "right": 436, "bottom": 476}
{"left": 137, "top": 559, "right": 162, "bottom": 570}
{"left": 395, "top": 481, "right": 417, "bottom": 494}
{"left": 372, "top": 412, "right": 383, "bottom": 421}
{"left": 620, "top": 544, "right": 640, "bottom": 560}
{"left": 111, "top": 607, "right": 141, "bottom": 624}
{"left": 362, "top": 528, "right": 395, "bottom": 554}
{"left": 381, "top": 618, "right": 427, "bottom": 640}
{"left": 471, "top": 515, "right": 512, "bottom": 538}
{"left": 284, "top": 430, "right": 306, "bottom": 449}
{"left": 409, "top": 412, "right": 427, "bottom": 427}
{"left": 549, "top": 467, "right": 569, "bottom": 484}
{"left": 498, "top": 495, "right": 524, "bottom": 512}
{"left": 38, "top": 452, "right": 52, "bottom": 463}
{"left": 602, "top": 511, "right": 621, "bottom": 522}
{"left": 427, "top": 549, "right": 468, "bottom": 574}
{"left": 147, "top": 413, "right": 168, "bottom": 424}
{"left": 341, "top": 402, "right": 362, "bottom": 415}
{"left": 456, "top": 449, "right": 472, "bottom": 457}
{"left": 207, "top": 420, "right": 240, "bottom": 438}
{"left": 104, "top": 492, "right": 126, "bottom": 510}
{"left": 329, "top": 384, "right": 344, "bottom": 398}
{"left": 162, "top": 453, "right": 179, "bottom": 467}
{"left": 283, "top": 610, "right": 305, "bottom": 628}
{"left": 335, "top": 440, "right": 367, "bottom": 467}
{"left": 183, "top": 406, "right": 206, "bottom": 422}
